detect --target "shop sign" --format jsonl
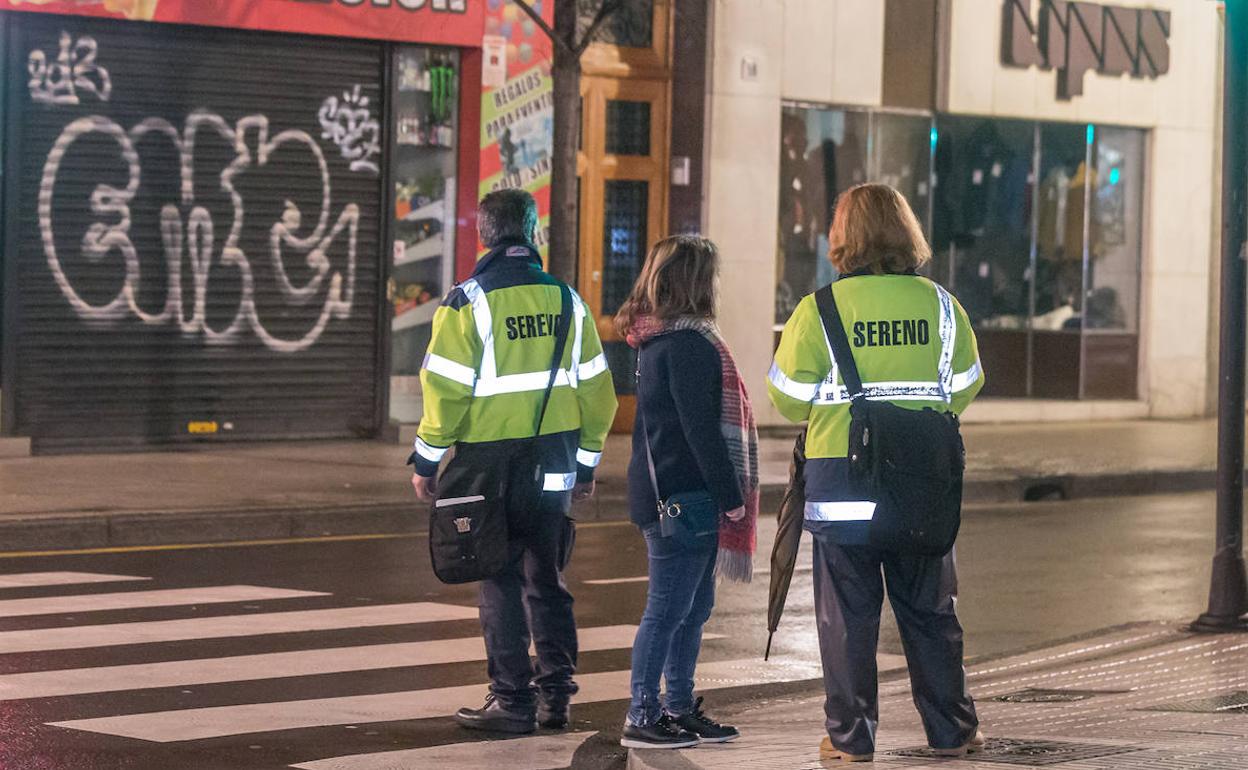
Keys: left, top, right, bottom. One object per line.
{"left": 1001, "top": 0, "right": 1170, "bottom": 100}
{"left": 2, "top": 0, "right": 484, "bottom": 48}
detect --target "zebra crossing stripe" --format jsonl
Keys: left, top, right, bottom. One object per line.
{"left": 0, "top": 602, "right": 480, "bottom": 655}
{"left": 582, "top": 576, "right": 649, "bottom": 585}
{"left": 0, "top": 585, "right": 327, "bottom": 619}
{"left": 585, "top": 565, "right": 812, "bottom": 584}
{"left": 0, "top": 572, "right": 151, "bottom": 589}
{"left": 0, "top": 625, "right": 646, "bottom": 701}
{"left": 291, "top": 731, "right": 596, "bottom": 770}
{"left": 48, "top": 656, "right": 866, "bottom": 742}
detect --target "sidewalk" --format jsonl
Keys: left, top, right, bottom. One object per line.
{"left": 0, "top": 419, "right": 1220, "bottom": 550}
{"left": 629, "top": 622, "right": 1247, "bottom": 770}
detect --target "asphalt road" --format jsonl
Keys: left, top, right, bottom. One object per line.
{"left": 0, "top": 491, "right": 1234, "bottom": 770}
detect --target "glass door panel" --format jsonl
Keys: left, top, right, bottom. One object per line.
{"left": 389, "top": 46, "right": 459, "bottom": 423}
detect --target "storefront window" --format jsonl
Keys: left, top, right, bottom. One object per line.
{"left": 1089, "top": 127, "right": 1144, "bottom": 333}
{"left": 932, "top": 116, "right": 1035, "bottom": 328}
{"left": 931, "top": 117, "right": 1145, "bottom": 400}
{"left": 774, "top": 104, "right": 1146, "bottom": 401}
{"left": 389, "top": 47, "right": 459, "bottom": 420}
{"left": 1034, "top": 122, "right": 1088, "bottom": 328}
{"left": 873, "top": 113, "right": 934, "bottom": 241}
{"left": 776, "top": 105, "right": 871, "bottom": 324}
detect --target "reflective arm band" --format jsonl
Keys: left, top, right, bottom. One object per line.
{"left": 579, "top": 353, "right": 610, "bottom": 380}
{"left": 543, "top": 472, "right": 577, "bottom": 492}
{"left": 804, "top": 501, "right": 877, "bottom": 522}
{"left": 768, "top": 362, "right": 819, "bottom": 402}
{"left": 414, "top": 437, "right": 450, "bottom": 463}
{"left": 951, "top": 360, "right": 983, "bottom": 393}
{"left": 410, "top": 438, "right": 449, "bottom": 477}
{"left": 576, "top": 448, "right": 603, "bottom": 468}
{"left": 422, "top": 353, "right": 477, "bottom": 388}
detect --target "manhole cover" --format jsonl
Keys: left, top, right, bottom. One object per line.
{"left": 889, "top": 738, "right": 1142, "bottom": 766}
{"left": 993, "top": 688, "right": 1129, "bottom": 704}
{"left": 1140, "top": 691, "right": 1248, "bottom": 714}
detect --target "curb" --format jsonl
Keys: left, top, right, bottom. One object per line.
{"left": 0, "top": 468, "right": 1215, "bottom": 552}
{"left": 0, "top": 501, "right": 422, "bottom": 552}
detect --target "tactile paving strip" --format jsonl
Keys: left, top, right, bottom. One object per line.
{"left": 889, "top": 738, "right": 1144, "bottom": 766}
{"left": 1138, "top": 691, "right": 1248, "bottom": 715}
{"left": 993, "top": 689, "right": 1132, "bottom": 704}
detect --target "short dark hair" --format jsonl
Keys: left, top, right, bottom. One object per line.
{"left": 478, "top": 189, "right": 538, "bottom": 248}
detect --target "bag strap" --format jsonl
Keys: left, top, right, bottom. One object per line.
{"left": 635, "top": 348, "right": 665, "bottom": 508}
{"left": 814, "top": 284, "right": 865, "bottom": 399}
{"left": 535, "top": 283, "right": 574, "bottom": 436}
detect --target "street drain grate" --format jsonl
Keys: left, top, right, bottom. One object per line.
{"left": 1139, "top": 691, "right": 1248, "bottom": 714}
{"left": 889, "top": 738, "right": 1142, "bottom": 765}
{"left": 993, "top": 688, "right": 1130, "bottom": 704}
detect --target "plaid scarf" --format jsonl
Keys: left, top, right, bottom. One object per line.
{"left": 627, "top": 315, "right": 760, "bottom": 582}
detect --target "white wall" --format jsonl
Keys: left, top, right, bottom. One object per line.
{"left": 706, "top": 0, "right": 886, "bottom": 424}
{"left": 946, "top": 0, "right": 1222, "bottom": 417}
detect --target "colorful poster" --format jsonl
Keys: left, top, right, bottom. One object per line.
{"left": 479, "top": 0, "right": 553, "bottom": 259}
{"left": 2, "top": 0, "right": 484, "bottom": 47}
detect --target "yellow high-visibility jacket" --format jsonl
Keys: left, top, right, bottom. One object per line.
{"left": 768, "top": 273, "right": 984, "bottom": 542}
{"left": 409, "top": 241, "right": 618, "bottom": 491}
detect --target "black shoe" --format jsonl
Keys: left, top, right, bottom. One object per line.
{"left": 670, "top": 697, "right": 740, "bottom": 743}
{"left": 538, "top": 696, "right": 570, "bottom": 729}
{"left": 620, "top": 714, "right": 701, "bottom": 749}
{"left": 453, "top": 694, "right": 537, "bottom": 734}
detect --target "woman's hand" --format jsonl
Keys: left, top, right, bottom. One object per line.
{"left": 725, "top": 506, "right": 746, "bottom": 522}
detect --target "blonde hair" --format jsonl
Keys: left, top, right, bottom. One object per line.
{"left": 828, "top": 183, "right": 932, "bottom": 275}
{"left": 614, "top": 235, "right": 719, "bottom": 336}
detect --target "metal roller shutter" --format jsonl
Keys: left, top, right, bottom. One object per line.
{"left": 3, "top": 14, "right": 386, "bottom": 451}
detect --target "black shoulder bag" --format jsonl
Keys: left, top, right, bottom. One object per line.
{"left": 813, "top": 284, "right": 965, "bottom": 556}
{"left": 429, "top": 283, "right": 574, "bottom": 584}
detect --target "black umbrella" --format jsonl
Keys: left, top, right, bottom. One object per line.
{"left": 765, "top": 429, "right": 807, "bottom": 660}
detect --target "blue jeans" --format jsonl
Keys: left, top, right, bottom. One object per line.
{"left": 626, "top": 522, "right": 718, "bottom": 726}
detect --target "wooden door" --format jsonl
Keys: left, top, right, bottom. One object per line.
{"left": 577, "top": 75, "right": 669, "bottom": 431}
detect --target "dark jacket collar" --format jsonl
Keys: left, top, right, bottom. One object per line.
{"left": 472, "top": 239, "right": 543, "bottom": 278}
{"left": 839, "top": 267, "right": 919, "bottom": 280}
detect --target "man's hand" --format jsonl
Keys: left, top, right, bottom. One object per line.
{"left": 725, "top": 506, "right": 746, "bottom": 522}
{"left": 572, "top": 480, "right": 595, "bottom": 502}
{"left": 412, "top": 473, "right": 437, "bottom": 503}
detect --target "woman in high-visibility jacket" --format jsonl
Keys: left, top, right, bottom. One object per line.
{"left": 768, "top": 184, "right": 986, "bottom": 763}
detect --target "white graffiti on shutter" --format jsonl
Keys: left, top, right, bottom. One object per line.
{"left": 318, "top": 85, "right": 382, "bottom": 175}
{"left": 28, "top": 32, "right": 112, "bottom": 105}
{"left": 38, "top": 112, "right": 360, "bottom": 353}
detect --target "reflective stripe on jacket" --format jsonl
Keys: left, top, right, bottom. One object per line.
{"left": 767, "top": 274, "right": 984, "bottom": 542}
{"left": 411, "top": 240, "right": 618, "bottom": 483}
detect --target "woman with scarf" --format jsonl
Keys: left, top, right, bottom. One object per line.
{"left": 614, "top": 235, "right": 760, "bottom": 750}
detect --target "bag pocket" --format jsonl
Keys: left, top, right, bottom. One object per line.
{"left": 869, "top": 463, "right": 960, "bottom": 557}
{"left": 429, "top": 494, "right": 509, "bottom": 584}
{"left": 658, "top": 491, "right": 719, "bottom": 550}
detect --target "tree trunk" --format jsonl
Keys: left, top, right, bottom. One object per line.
{"left": 546, "top": 0, "right": 581, "bottom": 284}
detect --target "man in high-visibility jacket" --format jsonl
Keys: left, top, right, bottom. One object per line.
{"left": 767, "top": 183, "right": 985, "bottom": 762}
{"left": 410, "top": 189, "right": 618, "bottom": 734}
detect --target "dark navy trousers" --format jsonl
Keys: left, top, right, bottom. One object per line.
{"left": 812, "top": 534, "right": 978, "bottom": 755}
{"left": 478, "top": 501, "right": 577, "bottom": 710}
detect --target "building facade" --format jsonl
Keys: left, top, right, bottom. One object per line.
{"left": 0, "top": 0, "right": 1224, "bottom": 452}
{"left": 705, "top": 0, "right": 1222, "bottom": 425}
